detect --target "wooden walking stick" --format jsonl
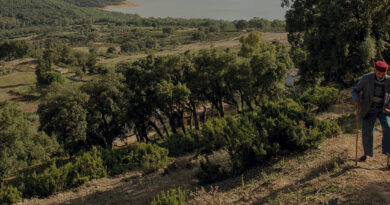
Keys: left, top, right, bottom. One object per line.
{"left": 355, "top": 109, "right": 359, "bottom": 167}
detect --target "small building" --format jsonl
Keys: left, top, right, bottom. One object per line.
{"left": 55, "top": 68, "right": 69, "bottom": 74}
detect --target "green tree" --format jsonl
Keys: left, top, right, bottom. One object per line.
{"left": 239, "top": 31, "right": 268, "bottom": 58}
{"left": 119, "top": 56, "right": 160, "bottom": 142}
{"left": 193, "top": 49, "right": 238, "bottom": 117}
{"left": 284, "top": 0, "right": 390, "bottom": 86}
{"left": 82, "top": 72, "right": 127, "bottom": 148}
{"left": 38, "top": 84, "right": 89, "bottom": 155}
{"left": 0, "top": 40, "right": 30, "bottom": 61}
{"left": 0, "top": 101, "right": 58, "bottom": 182}
{"left": 86, "top": 54, "right": 97, "bottom": 73}
{"left": 234, "top": 20, "right": 248, "bottom": 31}
{"left": 36, "top": 71, "right": 65, "bottom": 88}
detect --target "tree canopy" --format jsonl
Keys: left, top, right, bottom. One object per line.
{"left": 284, "top": 0, "right": 390, "bottom": 85}
{"left": 0, "top": 101, "right": 58, "bottom": 181}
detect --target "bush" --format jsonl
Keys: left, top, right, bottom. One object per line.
{"left": 0, "top": 67, "right": 13, "bottom": 76}
{"left": 200, "top": 118, "right": 229, "bottom": 154}
{"left": 223, "top": 115, "right": 279, "bottom": 170}
{"left": 191, "top": 31, "right": 206, "bottom": 41}
{"left": 196, "top": 158, "right": 229, "bottom": 185}
{"left": 301, "top": 86, "right": 339, "bottom": 111}
{"left": 68, "top": 147, "right": 107, "bottom": 187}
{"left": 256, "top": 99, "right": 323, "bottom": 151}
{"left": 0, "top": 185, "right": 22, "bottom": 203}
{"left": 103, "top": 143, "right": 173, "bottom": 175}
{"left": 127, "top": 143, "right": 173, "bottom": 174}
{"left": 316, "top": 119, "right": 341, "bottom": 139}
{"left": 21, "top": 161, "right": 71, "bottom": 197}
{"left": 37, "top": 71, "right": 65, "bottom": 87}
{"left": 197, "top": 98, "right": 338, "bottom": 173}
{"left": 151, "top": 187, "right": 186, "bottom": 205}
{"left": 101, "top": 147, "right": 133, "bottom": 176}
{"left": 164, "top": 131, "right": 200, "bottom": 156}
{"left": 21, "top": 147, "right": 106, "bottom": 197}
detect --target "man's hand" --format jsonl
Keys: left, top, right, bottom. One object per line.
{"left": 383, "top": 108, "right": 390, "bottom": 114}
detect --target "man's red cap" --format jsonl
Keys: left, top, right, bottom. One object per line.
{"left": 375, "top": 61, "right": 389, "bottom": 72}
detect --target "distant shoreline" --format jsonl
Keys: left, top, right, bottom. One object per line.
{"left": 100, "top": 0, "right": 143, "bottom": 10}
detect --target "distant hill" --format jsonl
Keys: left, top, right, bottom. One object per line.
{"left": 63, "top": 0, "right": 124, "bottom": 7}
{"left": 0, "top": 0, "right": 137, "bottom": 27}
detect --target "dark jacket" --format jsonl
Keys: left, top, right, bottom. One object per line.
{"left": 352, "top": 72, "right": 390, "bottom": 120}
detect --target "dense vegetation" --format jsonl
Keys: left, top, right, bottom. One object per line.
{"left": 283, "top": 0, "right": 390, "bottom": 86}
{"left": 0, "top": 0, "right": 358, "bottom": 203}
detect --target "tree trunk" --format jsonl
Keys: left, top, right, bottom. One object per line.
{"left": 169, "top": 115, "right": 178, "bottom": 134}
{"left": 219, "top": 100, "right": 224, "bottom": 117}
{"left": 189, "top": 114, "right": 193, "bottom": 130}
{"left": 155, "top": 111, "right": 169, "bottom": 137}
{"left": 149, "top": 121, "right": 165, "bottom": 139}
{"left": 191, "top": 101, "right": 200, "bottom": 130}
{"left": 180, "top": 111, "right": 186, "bottom": 134}
{"left": 202, "top": 104, "right": 207, "bottom": 122}
{"left": 138, "top": 122, "right": 149, "bottom": 142}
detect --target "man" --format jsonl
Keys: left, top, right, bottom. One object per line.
{"left": 352, "top": 61, "right": 390, "bottom": 165}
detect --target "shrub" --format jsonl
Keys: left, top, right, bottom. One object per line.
{"left": 196, "top": 158, "right": 229, "bottom": 185}
{"left": 151, "top": 187, "right": 186, "bottom": 205}
{"left": 106, "top": 46, "right": 116, "bottom": 54}
{"left": 21, "top": 147, "right": 106, "bottom": 197}
{"left": 191, "top": 31, "right": 206, "bottom": 41}
{"left": 316, "top": 119, "right": 341, "bottom": 139}
{"left": 162, "top": 27, "right": 174, "bottom": 35}
{"left": 68, "top": 147, "right": 107, "bottom": 187}
{"left": 223, "top": 115, "right": 279, "bottom": 170}
{"left": 164, "top": 131, "right": 200, "bottom": 156}
{"left": 256, "top": 99, "right": 324, "bottom": 151}
{"left": 103, "top": 143, "right": 173, "bottom": 175}
{"left": 0, "top": 185, "right": 22, "bottom": 203}
{"left": 200, "top": 118, "right": 229, "bottom": 154}
{"left": 21, "top": 161, "right": 71, "bottom": 197}
{"left": 0, "top": 67, "right": 13, "bottom": 76}
{"left": 102, "top": 147, "right": 134, "bottom": 175}
{"left": 120, "top": 42, "right": 140, "bottom": 53}
{"left": 128, "top": 143, "right": 173, "bottom": 174}
{"left": 301, "top": 86, "right": 339, "bottom": 111}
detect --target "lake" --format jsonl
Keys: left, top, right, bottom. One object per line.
{"left": 106, "top": 0, "right": 286, "bottom": 21}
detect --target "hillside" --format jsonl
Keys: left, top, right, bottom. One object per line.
{"left": 18, "top": 99, "right": 390, "bottom": 204}
{"left": 63, "top": 0, "right": 123, "bottom": 7}
{"left": 0, "top": 0, "right": 137, "bottom": 26}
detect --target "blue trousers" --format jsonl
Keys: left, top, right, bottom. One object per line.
{"left": 362, "top": 111, "right": 390, "bottom": 156}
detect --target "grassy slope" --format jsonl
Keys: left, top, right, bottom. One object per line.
{"left": 19, "top": 91, "right": 390, "bottom": 204}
